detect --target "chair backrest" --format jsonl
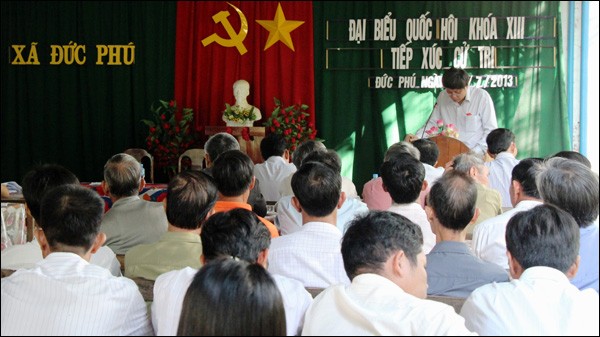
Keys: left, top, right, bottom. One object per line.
{"left": 124, "top": 148, "right": 155, "bottom": 183}
{"left": 116, "top": 254, "right": 125, "bottom": 274}
{"left": 305, "top": 287, "right": 325, "bottom": 298}
{"left": 1, "top": 269, "right": 16, "bottom": 278}
{"left": 426, "top": 295, "right": 467, "bottom": 313}
{"left": 178, "top": 148, "right": 206, "bottom": 172}
{"left": 131, "top": 277, "right": 155, "bottom": 302}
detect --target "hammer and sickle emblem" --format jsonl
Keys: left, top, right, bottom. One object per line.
{"left": 201, "top": 2, "right": 248, "bottom": 55}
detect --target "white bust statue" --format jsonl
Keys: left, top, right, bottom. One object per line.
{"left": 223, "top": 79, "right": 262, "bottom": 127}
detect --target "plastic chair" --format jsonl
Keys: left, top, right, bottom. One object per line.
{"left": 178, "top": 148, "right": 206, "bottom": 172}
{"left": 124, "top": 148, "right": 154, "bottom": 183}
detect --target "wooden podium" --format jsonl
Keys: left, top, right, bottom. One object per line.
{"left": 428, "top": 135, "right": 470, "bottom": 168}
{"left": 204, "top": 126, "right": 265, "bottom": 164}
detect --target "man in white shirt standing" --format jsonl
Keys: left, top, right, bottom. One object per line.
{"left": 406, "top": 67, "right": 498, "bottom": 156}
{"left": 1, "top": 185, "right": 151, "bottom": 336}
{"left": 254, "top": 133, "right": 296, "bottom": 202}
{"left": 302, "top": 211, "right": 475, "bottom": 336}
{"left": 485, "top": 128, "right": 520, "bottom": 208}
{"left": 473, "top": 158, "right": 543, "bottom": 269}
{"left": 461, "top": 204, "right": 599, "bottom": 335}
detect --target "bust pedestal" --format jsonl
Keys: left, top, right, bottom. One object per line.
{"left": 225, "top": 120, "right": 255, "bottom": 127}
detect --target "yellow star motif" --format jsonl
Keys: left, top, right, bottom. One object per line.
{"left": 256, "top": 3, "right": 304, "bottom": 51}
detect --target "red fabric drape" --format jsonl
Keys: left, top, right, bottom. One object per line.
{"left": 174, "top": 1, "right": 315, "bottom": 134}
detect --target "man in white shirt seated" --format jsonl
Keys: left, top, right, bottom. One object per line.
{"left": 302, "top": 211, "right": 476, "bottom": 336}
{"left": 485, "top": 128, "right": 520, "bottom": 208}
{"left": 381, "top": 153, "right": 436, "bottom": 253}
{"left": 473, "top": 158, "right": 543, "bottom": 269}
{"left": 269, "top": 161, "right": 351, "bottom": 288}
{"left": 413, "top": 138, "right": 445, "bottom": 185}
{"left": 253, "top": 133, "right": 296, "bottom": 202}
{"left": 276, "top": 150, "right": 368, "bottom": 235}
{"left": 461, "top": 204, "right": 599, "bottom": 335}
{"left": 152, "top": 208, "right": 312, "bottom": 336}
{"left": 1, "top": 164, "right": 120, "bottom": 276}
{"left": 1, "top": 185, "right": 152, "bottom": 336}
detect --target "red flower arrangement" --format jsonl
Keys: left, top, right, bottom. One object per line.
{"left": 263, "top": 98, "right": 318, "bottom": 152}
{"left": 142, "top": 100, "right": 197, "bottom": 177}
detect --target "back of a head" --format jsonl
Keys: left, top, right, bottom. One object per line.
{"left": 201, "top": 208, "right": 270, "bottom": 263}
{"left": 212, "top": 150, "right": 254, "bottom": 197}
{"left": 204, "top": 132, "right": 240, "bottom": 162}
{"left": 486, "top": 128, "right": 515, "bottom": 155}
{"left": 552, "top": 150, "right": 592, "bottom": 169}
{"left": 177, "top": 258, "right": 286, "bottom": 336}
{"left": 302, "top": 149, "right": 342, "bottom": 174}
{"left": 506, "top": 204, "right": 580, "bottom": 273}
{"left": 384, "top": 141, "right": 420, "bottom": 162}
{"left": 428, "top": 170, "right": 477, "bottom": 230}
{"left": 442, "top": 67, "right": 470, "bottom": 89}
{"left": 167, "top": 170, "right": 218, "bottom": 230}
{"left": 103, "top": 153, "right": 143, "bottom": 198}
{"left": 412, "top": 138, "right": 439, "bottom": 166}
{"left": 40, "top": 184, "right": 104, "bottom": 252}
{"left": 21, "top": 164, "right": 79, "bottom": 222}
{"left": 452, "top": 153, "right": 485, "bottom": 174}
{"left": 342, "top": 211, "right": 423, "bottom": 280}
{"left": 260, "top": 133, "right": 287, "bottom": 160}
{"left": 381, "top": 153, "right": 425, "bottom": 204}
{"left": 511, "top": 158, "right": 544, "bottom": 199}
{"left": 292, "top": 140, "right": 326, "bottom": 168}
{"left": 292, "top": 161, "right": 341, "bottom": 217}
{"left": 537, "top": 157, "right": 599, "bottom": 227}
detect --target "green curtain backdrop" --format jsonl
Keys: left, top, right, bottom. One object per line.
{"left": 2, "top": 1, "right": 568, "bottom": 189}
{"left": 313, "top": 1, "right": 568, "bottom": 193}
{"left": 1, "top": 1, "right": 176, "bottom": 182}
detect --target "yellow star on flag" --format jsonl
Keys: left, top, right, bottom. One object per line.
{"left": 256, "top": 3, "right": 304, "bottom": 51}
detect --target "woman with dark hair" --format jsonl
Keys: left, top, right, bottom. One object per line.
{"left": 177, "top": 257, "right": 286, "bottom": 336}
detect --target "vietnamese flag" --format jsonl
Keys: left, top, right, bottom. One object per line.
{"left": 174, "top": 1, "right": 315, "bottom": 132}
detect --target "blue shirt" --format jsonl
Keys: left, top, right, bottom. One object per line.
{"left": 572, "top": 222, "right": 599, "bottom": 292}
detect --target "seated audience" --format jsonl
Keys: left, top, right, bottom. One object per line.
{"left": 1, "top": 185, "right": 151, "bottom": 335}
{"left": 362, "top": 141, "right": 422, "bottom": 210}
{"left": 552, "top": 150, "right": 592, "bottom": 168}
{"left": 452, "top": 153, "right": 502, "bottom": 234}
{"left": 461, "top": 204, "right": 599, "bottom": 335}
{"left": 269, "top": 161, "right": 350, "bottom": 287}
{"left": 413, "top": 138, "right": 445, "bottom": 185}
{"left": 211, "top": 150, "right": 279, "bottom": 237}
{"left": 253, "top": 133, "right": 297, "bottom": 202}
{"left": 381, "top": 153, "right": 436, "bottom": 253}
{"left": 203, "top": 132, "right": 267, "bottom": 216}
{"left": 537, "top": 157, "right": 599, "bottom": 292}
{"left": 473, "top": 158, "right": 544, "bottom": 269}
{"left": 276, "top": 149, "right": 368, "bottom": 235}
{"left": 302, "top": 211, "right": 476, "bottom": 335}
{"left": 485, "top": 128, "right": 520, "bottom": 208}
{"left": 124, "top": 170, "right": 217, "bottom": 280}
{"left": 425, "top": 170, "right": 509, "bottom": 297}
{"left": 177, "top": 257, "right": 286, "bottom": 336}
{"left": 100, "top": 153, "right": 168, "bottom": 254}
{"left": 1, "top": 164, "right": 120, "bottom": 276}
{"left": 152, "top": 208, "right": 312, "bottom": 336}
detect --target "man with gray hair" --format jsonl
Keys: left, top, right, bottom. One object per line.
{"left": 537, "top": 157, "right": 599, "bottom": 293}
{"left": 452, "top": 153, "right": 502, "bottom": 234}
{"left": 362, "top": 141, "right": 421, "bottom": 210}
{"left": 203, "top": 132, "right": 267, "bottom": 216}
{"left": 100, "top": 153, "right": 168, "bottom": 254}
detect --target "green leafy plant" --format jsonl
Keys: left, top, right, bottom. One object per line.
{"left": 264, "top": 98, "right": 319, "bottom": 152}
{"left": 223, "top": 104, "right": 257, "bottom": 123}
{"left": 142, "top": 100, "right": 197, "bottom": 177}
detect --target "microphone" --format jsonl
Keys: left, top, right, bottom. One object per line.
{"left": 419, "top": 103, "right": 437, "bottom": 139}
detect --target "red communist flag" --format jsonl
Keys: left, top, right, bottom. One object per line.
{"left": 174, "top": 1, "right": 315, "bottom": 132}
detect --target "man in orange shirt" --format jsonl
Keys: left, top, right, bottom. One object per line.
{"left": 211, "top": 150, "right": 279, "bottom": 238}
